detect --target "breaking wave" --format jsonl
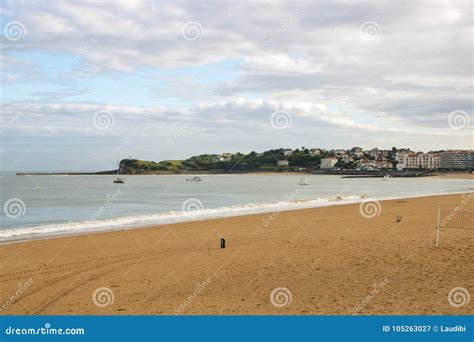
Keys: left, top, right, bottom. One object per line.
{"left": 0, "top": 195, "right": 367, "bottom": 242}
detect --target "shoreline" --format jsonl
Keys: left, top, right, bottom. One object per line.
{"left": 1, "top": 192, "right": 472, "bottom": 315}
{"left": 13, "top": 169, "right": 474, "bottom": 178}
{"left": 1, "top": 191, "right": 472, "bottom": 245}
{"left": 14, "top": 171, "right": 474, "bottom": 180}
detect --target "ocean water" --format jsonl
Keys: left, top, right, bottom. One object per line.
{"left": 0, "top": 172, "right": 472, "bottom": 242}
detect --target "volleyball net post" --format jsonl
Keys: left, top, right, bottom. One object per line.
{"left": 435, "top": 206, "right": 440, "bottom": 248}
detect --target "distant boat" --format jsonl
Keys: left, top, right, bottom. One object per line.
{"left": 113, "top": 160, "right": 126, "bottom": 184}
{"left": 382, "top": 175, "right": 391, "bottom": 181}
{"left": 186, "top": 176, "right": 202, "bottom": 182}
{"left": 297, "top": 177, "right": 309, "bottom": 185}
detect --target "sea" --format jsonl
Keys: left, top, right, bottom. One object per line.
{"left": 0, "top": 172, "right": 472, "bottom": 242}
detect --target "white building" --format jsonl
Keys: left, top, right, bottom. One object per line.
{"left": 283, "top": 149, "right": 293, "bottom": 156}
{"left": 333, "top": 149, "right": 346, "bottom": 156}
{"left": 358, "top": 159, "right": 377, "bottom": 170}
{"left": 396, "top": 152, "right": 440, "bottom": 170}
{"left": 375, "top": 160, "right": 393, "bottom": 169}
{"left": 320, "top": 158, "right": 337, "bottom": 169}
{"left": 369, "top": 148, "right": 391, "bottom": 159}
{"left": 277, "top": 160, "right": 289, "bottom": 166}
{"left": 309, "top": 148, "right": 321, "bottom": 156}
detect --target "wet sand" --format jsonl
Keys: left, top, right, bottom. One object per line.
{"left": 429, "top": 173, "right": 474, "bottom": 180}
{"left": 0, "top": 193, "right": 472, "bottom": 315}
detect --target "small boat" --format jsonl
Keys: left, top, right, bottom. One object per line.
{"left": 382, "top": 175, "right": 391, "bottom": 181}
{"left": 113, "top": 160, "right": 126, "bottom": 184}
{"left": 186, "top": 176, "right": 202, "bottom": 182}
{"left": 297, "top": 177, "right": 309, "bottom": 185}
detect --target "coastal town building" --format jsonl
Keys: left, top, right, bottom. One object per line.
{"left": 369, "top": 148, "right": 391, "bottom": 160}
{"left": 358, "top": 160, "right": 376, "bottom": 170}
{"left": 309, "top": 148, "right": 321, "bottom": 156}
{"left": 396, "top": 152, "right": 440, "bottom": 170}
{"left": 357, "top": 159, "right": 391, "bottom": 170}
{"left": 277, "top": 160, "right": 290, "bottom": 166}
{"left": 283, "top": 149, "right": 293, "bottom": 156}
{"left": 375, "top": 160, "right": 393, "bottom": 169}
{"left": 341, "top": 155, "right": 354, "bottom": 163}
{"left": 320, "top": 158, "right": 337, "bottom": 169}
{"left": 439, "top": 150, "right": 473, "bottom": 170}
{"left": 350, "top": 147, "right": 364, "bottom": 157}
{"left": 369, "top": 148, "right": 379, "bottom": 158}
{"left": 332, "top": 149, "right": 346, "bottom": 156}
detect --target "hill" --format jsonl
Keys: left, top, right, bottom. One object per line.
{"left": 118, "top": 148, "right": 334, "bottom": 174}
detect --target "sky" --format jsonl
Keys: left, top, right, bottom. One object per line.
{"left": 0, "top": 0, "right": 472, "bottom": 171}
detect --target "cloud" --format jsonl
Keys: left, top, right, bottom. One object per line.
{"left": 0, "top": 0, "right": 472, "bottom": 170}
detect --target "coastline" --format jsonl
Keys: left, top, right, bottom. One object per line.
{"left": 1, "top": 190, "right": 472, "bottom": 244}
{"left": 15, "top": 171, "right": 473, "bottom": 179}
{"left": 0, "top": 193, "right": 472, "bottom": 315}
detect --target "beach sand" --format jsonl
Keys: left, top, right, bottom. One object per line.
{"left": 429, "top": 172, "right": 474, "bottom": 180}
{"left": 0, "top": 193, "right": 472, "bottom": 315}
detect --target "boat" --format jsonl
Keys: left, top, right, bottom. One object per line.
{"left": 297, "top": 177, "right": 309, "bottom": 185}
{"left": 113, "top": 160, "right": 126, "bottom": 184}
{"left": 186, "top": 176, "right": 202, "bottom": 182}
{"left": 382, "top": 175, "right": 391, "bottom": 181}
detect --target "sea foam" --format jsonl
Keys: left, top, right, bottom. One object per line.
{"left": 0, "top": 195, "right": 366, "bottom": 241}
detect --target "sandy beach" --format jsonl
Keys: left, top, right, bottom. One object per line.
{"left": 429, "top": 173, "right": 474, "bottom": 180}
{"left": 0, "top": 193, "right": 472, "bottom": 315}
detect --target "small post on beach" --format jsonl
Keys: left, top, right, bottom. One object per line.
{"left": 220, "top": 238, "right": 226, "bottom": 249}
{"left": 435, "top": 206, "right": 441, "bottom": 248}
{"left": 396, "top": 215, "right": 402, "bottom": 223}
